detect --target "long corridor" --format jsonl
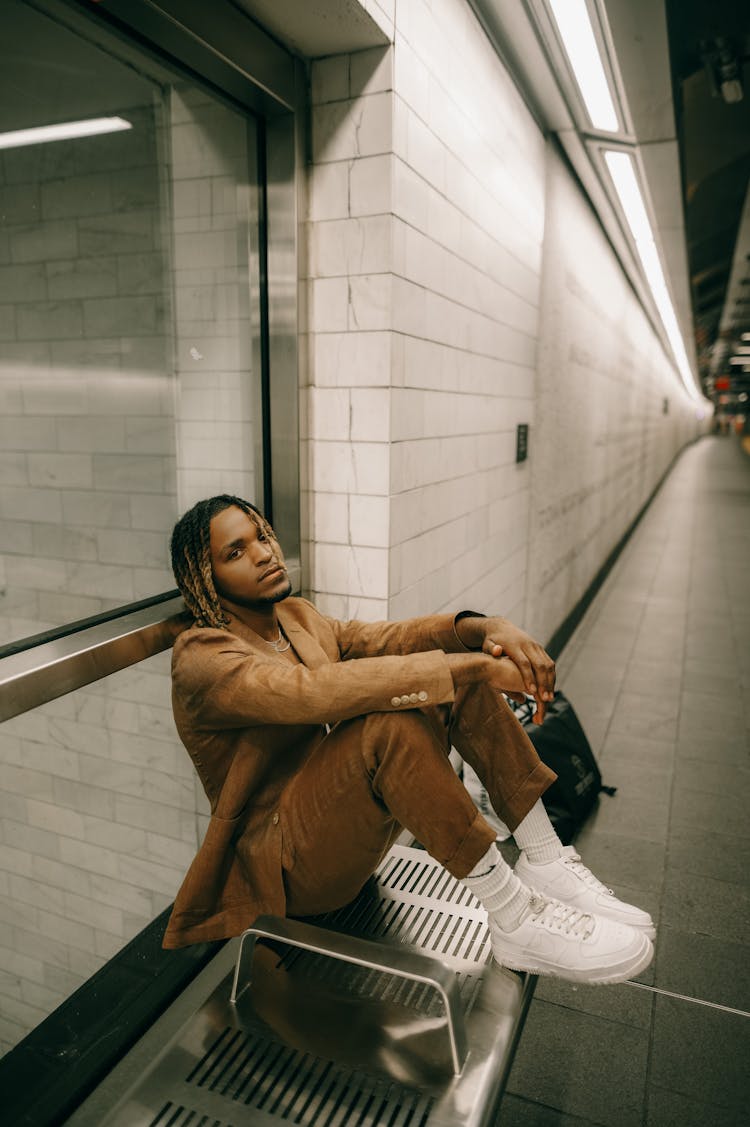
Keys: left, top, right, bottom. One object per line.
{"left": 500, "top": 434, "right": 750, "bottom": 1126}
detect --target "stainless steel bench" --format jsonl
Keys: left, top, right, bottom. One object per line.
{"left": 98, "top": 844, "right": 535, "bottom": 1127}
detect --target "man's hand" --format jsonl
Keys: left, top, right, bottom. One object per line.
{"left": 455, "top": 615, "right": 556, "bottom": 724}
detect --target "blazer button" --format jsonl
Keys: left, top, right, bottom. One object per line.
{"left": 409, "top": 693, "right": 419, "bottom": 704}
{"left": 418, "top": 691, "right": 428, "bottom": 702}
{"left": 400, "top": 694, "right": 411, "bottom": 705}
{"left": 272, "top": 812, "right": 280, "bottom": 825}
{"left": 391, "top": 696, "right": 401, "bottom": 707}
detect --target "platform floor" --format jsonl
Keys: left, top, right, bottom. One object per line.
{"left": 497, "top": 434, "right": 750, "bottom": 1127}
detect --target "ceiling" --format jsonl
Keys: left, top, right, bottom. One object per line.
{"left": 665, "top": 0, "right": 750, "bottom": 403}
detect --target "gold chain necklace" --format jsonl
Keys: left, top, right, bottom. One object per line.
{"left": 263, "top": 628, "right": 291, "bottom": 653}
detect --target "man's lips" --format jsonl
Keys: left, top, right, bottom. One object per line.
{"left": 260, "top": 564, "right": 285, "bottom": 581}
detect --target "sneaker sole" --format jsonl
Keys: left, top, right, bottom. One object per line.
{"left": 491, "top": 933, "right": 654, "bottom": 985}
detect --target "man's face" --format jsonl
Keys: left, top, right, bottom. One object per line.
{"left": 209, "top": 505, "right": 292, "bottom": 609}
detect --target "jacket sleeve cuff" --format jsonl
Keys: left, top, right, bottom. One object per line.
{"left": 452, "top": 610, "right": 486, "bottom": 651}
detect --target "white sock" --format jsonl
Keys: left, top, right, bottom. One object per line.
{"left": 464, "top": 844, "right": 532, "bottom": 931}
{"left": 513, "top": 799, "right": 564, "bottom": 863}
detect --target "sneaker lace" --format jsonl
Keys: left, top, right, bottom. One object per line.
{"left": 563, "top": 850, "right": 613, "bottom": 895}
{"left": 528, "top": 893, "right": 595, "bottom": 939}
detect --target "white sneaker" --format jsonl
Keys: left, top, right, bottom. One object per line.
{"left": 515, "top": 846, "right": 656, "bottom": 939}
{"left": 489, "top": 894, "right": 654, "bottom": 984}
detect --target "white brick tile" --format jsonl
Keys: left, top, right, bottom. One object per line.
{"left": 21, "top": 979, "right": 67, "bottom": 1014}
{"left": 61, "top": 490, "right": 130, "bottom": 528}
{"left": 348, "top": 274, "right": 391, "bottom": 331}
{"left": 36, "top": 909, "right": 97, "bottom": 954}
{"left": 0, "top": 946, "right": 44, "bottom": 984}
{"left": 59, "top": 836, "right": 119, "bottom": 878}
{"left": 0, "top": 845, "right": 33, "bottom": 878}
{"left": 313, "top": 331, "right": 391, "bottom": 388}
{"left": 114, "top": 793, "right": 193, "bottom": 839}
{"left": 393, "top": 39, "right": 430, "bottom": 120}
{"left": 31, "top": 855, "right": 90, "bottom": 897}
{"left": 27, "top": 452, "right": 93, "bottom": 490}
{"left": 308, "top": 387, "right": 350, "bottom": 441}
{"left": 311, "top": 56, "right": 350, "bottom": 105}
{"left": 310, "top": 215, "right": 391, "bottom": 278}
{"left": 10, "top": 221, "right": 77, "bottom": 263}
{"left": 0, "top": 416, "right": 56, "bottom": 451}
{"left": 129, "top": 493, "right": 177, "bottom": 532}
{"left": 349, "top": 154, "right": 392, "bottom": 218}
{"left": 3, "top": 820, "right": 60, "bottom": 862}
{"left": 82, "top": 815, "right": 147, "bottom": 855}
{"left": 89, "top": 873, "right": 152, "bottom": 917}
{"left": 0, "top": 451, "right": 27, "bottom": 487}
{"left": 0, "top": 263, "right": 44, "bottom": 303}
{"left": 313, "top": 92, "right": 391, "bottom": 164}
{"left": 311, "top": 441, "right": 389, "bottom": 495}
{"left": 120, "top": 855, "right": 182, "bottom": 897}
{"left": 0, "top": 991, "right": 48, "bottom": 1030}
{"left": 4, "top": 555, "right": 68, "bottom": 594}
{"left": 143, "top": 832, "right": 196, "bottom": 869}
{"left": 65, "top": 891, "right": 123, "bottom": 936}
{"left": 8, "top": 873, "right": 66, "bottom": 915}
{"left": 312, "top": 493, "right": 349, "bottom": 543}
{"left": 47, "top": 256, "right": 118, "bottom": 300}
{"left": 350, "top": 388, "right": 390, "bottom": 442}
{"left": 314, "top": 543, "right": 388, "bottom": 599}
{"left": 348, "top": 494, "right": 390, "bottom": 547}
{"left": 25, "top": 798, "right": 85, "bottom": 840}
{"left": 347, "top": 596, "right": 389, "bottom": 620}
{"left": 350, "top": 46, "right": 393, "bottom": 97}
{"left": 308, "top": 161, "right": 350, "bottom": 221}
{"left": 311, "top": 277, "right": 349, "bottom": 332}
{"left": 0, "top": 762, "right": 55, "bottom": 801}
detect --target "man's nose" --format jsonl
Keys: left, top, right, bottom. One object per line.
{"left": 252, "top": 540, "right": 273, "bottom": 564}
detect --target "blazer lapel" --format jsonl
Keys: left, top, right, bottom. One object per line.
{"left": 277, "top": 603, "right": 331, "bottom": 670}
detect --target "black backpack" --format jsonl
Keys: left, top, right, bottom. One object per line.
{"left": 509, "top": 691, "right": 616, "bottom": 843}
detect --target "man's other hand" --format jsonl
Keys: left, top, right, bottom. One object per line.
{"left": 456, "top": 615, "right": 556, "bottom": 724}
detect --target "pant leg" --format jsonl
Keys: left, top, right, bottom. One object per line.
{"left": 280, "top": 707, "right": 497, "bottom": 917}
{"left": 280, "top": 685, "right": 554, "bottom": 917}
{"left": 449, "top": 681, "right": 556, "bottom": 831}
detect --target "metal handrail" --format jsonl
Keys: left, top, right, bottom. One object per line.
{"left": 0, "top": 558, "right": 302, "bottom": 724}
{"left": 0, "top": 597, "right": 189, "bottom": 723}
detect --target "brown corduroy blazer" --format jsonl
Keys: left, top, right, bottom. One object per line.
{"left": 162, "top": 596, "right": 472, "bottom": 949}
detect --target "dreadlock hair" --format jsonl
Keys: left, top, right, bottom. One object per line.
{"left": 170, "top": 494, "right": 275, "bottom": 628}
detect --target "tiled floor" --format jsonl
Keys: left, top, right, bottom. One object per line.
{"left": 497, "top": 435, "right": 750, "bottom": 1126}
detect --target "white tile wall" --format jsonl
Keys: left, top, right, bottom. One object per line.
{"left": 0, "top": 83, "right": 260, "bottom": 1053}
{"left": 525, "top": 144, "right": 700, "bottom": 642}
{"left": 0, "top": 652, "right": 197, "bottom": 1053}
{"left": 304, "top": 0, "right": 698, "bottom": 635}
{"left": 306, "top": 47, "right": 395, "bottom": 613}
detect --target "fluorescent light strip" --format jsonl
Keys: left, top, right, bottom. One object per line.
{"left": 0, "top": 117, "right": 131, "bottom": 150}
{"left": 548, "top": 0, "right": 619, "bottom": 131}
{"left": 605, "top": 150, "right": 705, "bottom": 403}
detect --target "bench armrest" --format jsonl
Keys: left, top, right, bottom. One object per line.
{"left": 230, "top": 913, "right": 468, "bottom": 1074}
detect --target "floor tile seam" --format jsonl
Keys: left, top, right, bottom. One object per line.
{"left": 529, "top": 991, "right": 653, "bottom": 1034}
{"left": 625, "top": 979, "right": 750, "bottom": 1018}
{"left": 501, "top": 1091, "right": 609, "bottom": 1126}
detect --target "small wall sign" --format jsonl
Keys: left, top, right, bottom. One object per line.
{"left": 516, "top": 423, "right": 529, "bottom": 463}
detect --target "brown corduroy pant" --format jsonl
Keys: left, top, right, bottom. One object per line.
{"left": 280, "top": 681, "right": 556, "bottom": 917}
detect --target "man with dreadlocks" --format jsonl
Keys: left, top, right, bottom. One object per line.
{"left": 163, "top": 494, "right": 655, "bottom": 983}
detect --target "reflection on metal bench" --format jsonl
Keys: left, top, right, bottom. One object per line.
{"left": 101, "top": 844, "right": 535, "bottom": 1127}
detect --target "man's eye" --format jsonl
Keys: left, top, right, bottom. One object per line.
{"left": 228, "top": 548, "right": 242, "bottom": 560}
{"left": 257, "top": 531, "right": 266, "bottom": 542}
